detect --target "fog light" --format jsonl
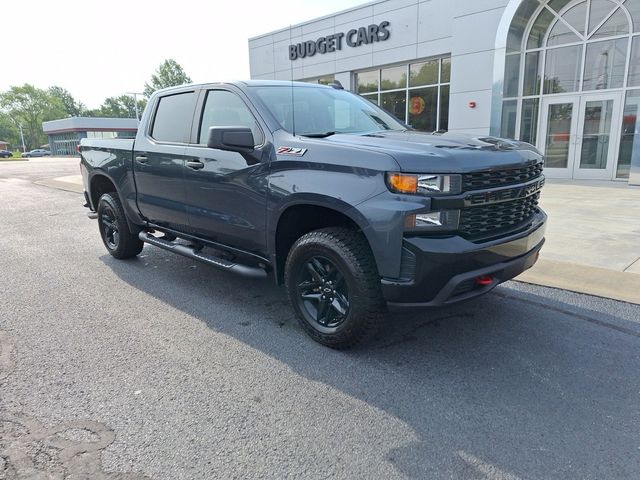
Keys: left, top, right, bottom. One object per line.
{"left": 404, "top": 210, "right": 460, "bottom": 231}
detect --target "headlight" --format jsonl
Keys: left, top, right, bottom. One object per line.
{"left": 386, "top": 173, "right": 461, "bottom": 195}
{"left": 405, "top": 210, "right": 460, "bottom": 231}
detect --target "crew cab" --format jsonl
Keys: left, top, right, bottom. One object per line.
{"left": 80, "top": 80, "right": 546, "bottom": 348}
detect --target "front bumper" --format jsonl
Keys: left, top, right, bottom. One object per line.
{"left": 381, "top": 210, "right": 546, "bottom": 307}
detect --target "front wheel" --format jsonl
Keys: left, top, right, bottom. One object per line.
{"left": 97, "top": 193, "right": 143, "bottom": 259}
{"left": 285, "top": 227, "right": 385, "bottom": 349}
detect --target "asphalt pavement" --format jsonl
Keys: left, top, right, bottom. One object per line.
{"left": 1, "top": 158, "right": 639, "bottom": 479}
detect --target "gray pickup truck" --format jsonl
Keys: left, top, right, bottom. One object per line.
{"left": 80, "top": 80, "right": 546, "bottom": 348}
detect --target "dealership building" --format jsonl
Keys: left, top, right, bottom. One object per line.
{"left": 249, "top": 0, "right": 640, "bottom": 184}
{"left": 42, "top": 117, "right": 137, "bottom": 156}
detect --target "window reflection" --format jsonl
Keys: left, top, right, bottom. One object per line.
{"left": 356, "top": 56, "right": 451, "bottom": 132}
{"left": 583, "top": 38, "right": 627, "bottom": 91}
{"left": 617, "top": 89, "right": 640, "bottom": 178}
{"left": 544, "top": 45, "right": 583, "bottom": 93}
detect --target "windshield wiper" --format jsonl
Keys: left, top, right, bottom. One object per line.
{"left": 300, "top": 131, "right": 336, "bottom": 138}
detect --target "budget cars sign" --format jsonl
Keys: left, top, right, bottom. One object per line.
{"left": 288, "top": 21, "right": 390, "bottom": 61}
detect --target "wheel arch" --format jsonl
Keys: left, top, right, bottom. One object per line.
{"left": 270, "top": 196, "right": 376, "bottom": 284}
{"left": 89, "top": 170, "right": 142, "bottom": 234}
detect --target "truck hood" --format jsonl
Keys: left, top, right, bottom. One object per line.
{"left": 323, "top": 131, "right": 543, "bottom": 173}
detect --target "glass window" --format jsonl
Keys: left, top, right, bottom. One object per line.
{"left": 501, "top": 100, "right": 518, "bottom": 139}
{"left": 629, "top": 36, "right": 640, "bottom": 86}
{"left": 361, "top": 93, "right": 378, "bottom": 105}
{"left": 591, "top": 8, "right": 629, "bottom": 38}
{"left": 408, "top": 87, "right": 438, "bottom": 131}
{"left": 357, "top": 70, "right": 378, "bottom": 93}
{"left": 198, "top": 90, "right": 263, "bottom": 145}
{"left": 563, "top": 1, "right": 587, "bottom": 36}
{"left": 410, "top": 60, "right": 438, "bottom": 87}
{"left": 617, "top": 88, "right": 640, "bottom": 178}
{"left": 254, "top": 86, "right": 406, "bottom": 134}
{"left": 624, "top": 0, "right": 640, "bottom": 32}
{"left": 547, "top": 19, "right": 582, "bottom": 46}
{"left": 381, "top": 91, "right": 407, "bottom": 122}
{"left": 151, "top": 91, "right": 196, "bottom": 143}
{"left": 547, "top": 0, "right": 573, "bottom": 14}
{"left": 588, "top": 0, "right": 617, "bottom": 35}
{"left": 583, "top": 38, "right": 628, "bottom": 90}
{"left": 528, "top": 8, "right": 555, "bottom": 49}
{"left": 381, "top": 66, "right": 407, "bottom": 90}
{"left": 508, "top": 0, "right": 543, "bottom": 52}
{"left": 441, "top": 57, "right": 451, "bottom": 83}
{"left": 504, "top": 54, "right": 521, "bottom": 97}
{"left": 544, "top": 44, "right": 583, "bottom": 93}
{"left": 523, "top": 51, "right": 542, "bottom": 96}
{"left": 357, "top": 57, "right": 449, "bottom": 132}
{"left": 520, "top": 98, "right": 540, "bottom": 145}
{"left": 439, "top": 85, "right": 450, "bottom": 131}
{"left": 544, "top": 102, "right": 574, "bottom": 168}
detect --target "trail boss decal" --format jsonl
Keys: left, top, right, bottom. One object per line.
{"left": 277, "top": 147, "right": 308, "bottom": 156}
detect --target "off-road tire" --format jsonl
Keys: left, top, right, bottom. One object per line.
{"left": 285, "top": 227, "right": 385, "bottom": 349}
{"left": 97, "top": 193, "right": 143, "bottom": 259}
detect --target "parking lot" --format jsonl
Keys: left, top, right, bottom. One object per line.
{"left": 1, "top": 158, "right": 639, "bottom": 479}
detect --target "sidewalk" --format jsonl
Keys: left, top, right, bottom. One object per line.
{"left": 44, "top": 172, "right": 640, "bottom": 304}
{"left": 517, "top": 179, "right": 640, "bottom": 304}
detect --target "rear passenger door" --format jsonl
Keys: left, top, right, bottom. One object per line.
{"left": 182, "top": 87, "right": 269, "bottom": 255}
{"left": 133, "top": 90, "right": 196, "bottom": 232}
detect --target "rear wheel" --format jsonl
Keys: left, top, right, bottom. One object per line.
{"left": 97, "top": 193, "right": 143, "bottom": 259}
{"left": 285, "top": 227, "right": 384, "bottom": 349}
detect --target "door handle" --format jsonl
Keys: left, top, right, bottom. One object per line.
{"left": 135, "top": 156, "right": 148, "bottom": 164}
{"left": 186, "top": 160, "right": 205, "bottom": 170}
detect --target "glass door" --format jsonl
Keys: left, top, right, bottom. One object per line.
{"left": 540, "top": 93, "right": 623, "bottom": 180}
{"left": 573, "top": 92, "right": 623, "bottom": 180}
{"left": 540, "top": 96, "right": 580, "bottom": 179}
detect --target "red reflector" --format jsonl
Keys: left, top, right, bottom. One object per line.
{"left": 475, "top": 275, "right": 493, "bottom": 286}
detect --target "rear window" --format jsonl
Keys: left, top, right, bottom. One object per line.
{"left": 151, "top": 91, "right": 197, "bottom": 143}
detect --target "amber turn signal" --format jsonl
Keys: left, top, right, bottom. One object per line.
{"left": 386, "top": 173, "right": 418, "bottom": 194}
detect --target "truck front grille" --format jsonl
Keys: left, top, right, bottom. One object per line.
{"left": 462, "top": 163, "right": 543, "bottom": 191}
{"left": 459, "top": 193, "right": 540, "bottom": 239}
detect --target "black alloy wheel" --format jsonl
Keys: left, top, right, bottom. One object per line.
{"left": 284, "top": 227, "right": 385, "bottom": 348}
{"left": 296, "top": 255, "right": 350, "bottom": 330}
{"left": 100, "top": 204, "right": 119, "bottom": 249}
{"left": 96, "top": 193, "right": 144, "bottom": 259}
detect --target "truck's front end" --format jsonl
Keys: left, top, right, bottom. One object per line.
{"left": 374, "top": 150, "right": 546, "bottom": 306}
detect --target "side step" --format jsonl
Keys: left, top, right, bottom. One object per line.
{"left": 138, "top": 231, "right": 267, "bottom": 279}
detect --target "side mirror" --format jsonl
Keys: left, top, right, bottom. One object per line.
{"left": 207, "top": 126, "right": 255, "bottom": 152}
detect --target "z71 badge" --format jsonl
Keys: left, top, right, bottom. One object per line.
{"left": 277, "top": 147, "right": 307, "bottom": 156}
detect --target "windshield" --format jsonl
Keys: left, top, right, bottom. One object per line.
{"left": 252, "top": 85, "right": 407, "bottom": 136}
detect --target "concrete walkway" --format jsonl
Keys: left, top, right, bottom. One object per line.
{"left": 44, "top": 170, "right": 640, "bottom": 304}
{"left": 517, "top": 179, "right": 640, "bottom": 304}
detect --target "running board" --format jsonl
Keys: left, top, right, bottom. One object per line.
{"left": 138, "top": 231, "right": 267, "bottom": 278}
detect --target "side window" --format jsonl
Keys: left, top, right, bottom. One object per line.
{"left": 198, "top": 90, "right": 264, "bottom": 145}
{"left": 151, "top": 91, "right": 196, "bottom": 143}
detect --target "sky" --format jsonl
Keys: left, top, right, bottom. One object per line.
{"left": 1, "top": 0, "right": 370, "bottom": 109}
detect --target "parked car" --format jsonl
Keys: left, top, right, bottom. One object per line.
{"left": 0, "top": 150, "right": 12, "bottom": 158}
{"left": 21, "top": 149, "right": 51, "bottom": 158}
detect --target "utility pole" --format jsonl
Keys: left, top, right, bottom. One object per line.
{"left": 8, "top": 116, "right": 27, "bottom": 153}
{"left": 126, "top": 92, "right": 144, "bottom": 124}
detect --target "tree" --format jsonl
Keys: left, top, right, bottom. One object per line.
{"left": 93, "top": 95, "right": 147, "bottom": 119}
{"left": 0, "top": 84, "right": 66, "bottom": 150}
{"left": 143, "top": 59, "right": 192, "bottom": 97}
{"left": 0, "top": 115, "right": 20, "bottom": 149}
{"left": 48, "top": 86, "right": 87, "bottom": 117}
